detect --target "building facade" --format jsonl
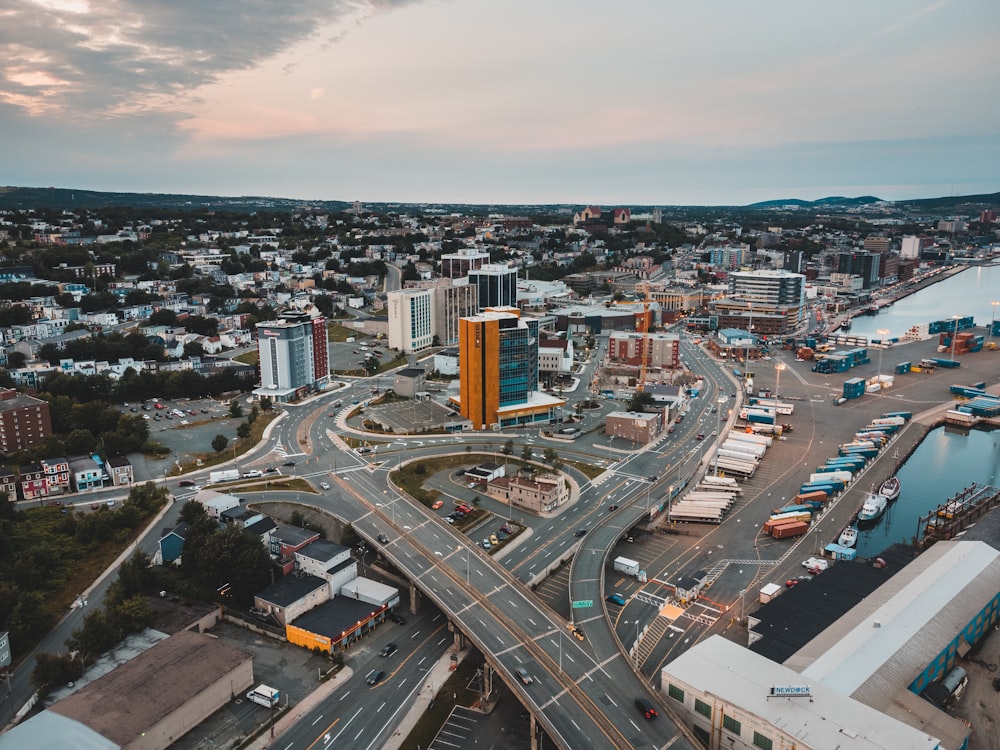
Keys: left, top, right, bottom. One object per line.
{"left": 713, "top": 270, "right": 807, "bottom": 334}
{"left": 0, "top": 388, "right": 53, "bottom": 454}
{"left": 387, "top": 288, "right": 435, "bottom": 353}
{"left": 255, "top": 311, "right": 330, "bottom": 401}
{"left": 469, "top": 264, "right": 517, "bottom": 310}
{"left": 454, "top": 309, "right": 563, "bottom": 430}
{"left": 440, "top": 247, "right": 490, "bottom": 279}
{"left": 607, "top": 332, "right": 680, "bottom": 369}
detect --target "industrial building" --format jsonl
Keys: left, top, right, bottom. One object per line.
{"left": 0, "top": 631, "right": 254, "bottom": 750}
{"left": 661, "top": 537, "right": 1000, "bottom": 750}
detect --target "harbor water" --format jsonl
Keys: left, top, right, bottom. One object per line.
{"left": 847, "top": 263, "right": 1000, "bottom": 340}
{"left": 853, "top": 426, "right": 1000, "bottom": 557}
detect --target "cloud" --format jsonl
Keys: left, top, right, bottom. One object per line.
{"left": 0, "top": 0, "right": 416, "bottom": 118}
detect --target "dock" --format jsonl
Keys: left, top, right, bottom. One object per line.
{"left": 917, "top": 484, "right": 1000, "bottom": 548}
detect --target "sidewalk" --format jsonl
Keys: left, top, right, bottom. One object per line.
{"left": 252, "top": 667, "right": 353, "bottom": 750}
{"left": 382, "top": 647, "right": 470, "bottom": 750}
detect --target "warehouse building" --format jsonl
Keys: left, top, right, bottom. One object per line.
{"left": 661, "top": 538, "right": 1000, "bottom": 749}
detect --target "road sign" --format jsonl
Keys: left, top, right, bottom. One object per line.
{"left": 571, "top": 600, "right": 593, "bottom": 609}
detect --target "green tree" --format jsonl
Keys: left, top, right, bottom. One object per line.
{"left": 247, "top": 405, "right": 260, "bottom": 425}
{"left": 502, "top": 439, "right": 514, "bottom": 455}
{"left": 543, "top": 448, "right": 558, "bottom": 465}
{"left": 229, "top": 400, "right": 244, "bottom": 418}
{"left": 236, "top": 422, "right": 251, "bottom": 439}
{"left": 31, "top": 653, "right": 84, "bottom": 696}
{"left": 521, "top": 444, "right": 533, "bottom": 462}
{"left": 211, "top": 434, "right": 229, "bottom": 452}
{"left": 106, "top": 550, "right": 155, "bottom": 606}
{"left": 627, "top": 391, "right": 655, "bottom": 413}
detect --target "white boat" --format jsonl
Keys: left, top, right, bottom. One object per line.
{"left": 838, "top": 526, "right": 858, "bottom": 548}
{"left": 879, "top": 476, "right": 900, "bottom": 502}
{"left": 857, "top": 492, "right": 887, "bottom": 523}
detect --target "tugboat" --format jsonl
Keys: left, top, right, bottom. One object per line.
{"left": 879, "top": 476, "right": 900, "bottom": 502}
{"left": 838, "top": 525, "right": 858, "bottom": 548}
{"left": 857, "top": 491, "right": 887, "bottom": 523}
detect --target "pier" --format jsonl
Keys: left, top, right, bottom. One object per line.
{"left": 917, "top": 484, "right": 1000, "bottom": 548}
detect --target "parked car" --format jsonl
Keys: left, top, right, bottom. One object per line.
{"left": 431, "top": 500, "right": 444, "bottom": 509}
{"left": 283, "top": 461, "right": 296, "bottom": 467}
{"left": 320, "top": 482, "right": 330, "bottom": 490}
{"left": 389, "top": 613, "right": 406, "bottom": 625}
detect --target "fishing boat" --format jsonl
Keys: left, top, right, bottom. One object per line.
{"left": 879, "top": 476, "right": 900, "bottom": 502}
{"left": 857, "top": 491, "right": 887, "bottom": 523}
{"left": 838, "top": 525, "right": 858, "bottom": 548}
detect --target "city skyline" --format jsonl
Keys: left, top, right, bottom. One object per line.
{"left": 4, "top": 0, "right": 998, "bottom": 206}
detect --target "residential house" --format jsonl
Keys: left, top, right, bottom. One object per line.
{"left": 0, "top": 469, "right": 18, "bottom": 502}
{"left": 105, "top": 456, "right": 134, "bottom": 486}
{"left": 17, "top": 464, "right": 48, "bottom": 502}
{"left": 268, "top": 525, "right": 322, "bottom": 575}
{"left": 39, "top": 457, "right": 70, "bottom": 495}
{"left": 193, "top": 490, "right": 241, "bottom": 519}
{"left": 68, "top": 455, "right": 104, "bottom": 492}
{"left": 253, "top": 574, "right": 329, "bottom": 627}
{"left": 158, "top": 522, "right": 190, "bottom": 564}
{"left": 295, "top": 540, "right": 357, "bottom": 596}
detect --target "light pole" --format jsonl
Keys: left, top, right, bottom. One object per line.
{"left": 773, "top": 362, "right": 785, "bottom": 398}
{"left": 876, "top": 328, "right": 889, "bottom": 381}
{"left": 990, "top": 301, "right": 999, "bottom": 343}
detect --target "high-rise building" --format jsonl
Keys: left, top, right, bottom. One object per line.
{"left": 0, "top": 388, "right": 52, "bottom": 454}
{"left": 387, "top": 288, "right": 435, "bottom": 353}
{"left": 255, "top": 311, "right": 329, "bottom": 402}
{"left": 837, "top": 252, "right": 880, "bottom": 289}
{"left": 453, "top": 309, "right": 564, "bottom": 430}
{"left": 712, "top": 270, "right": 807, "bottom": 334}
{"left": 469, "top": 264, "right": 517, "bottom": 310}
{"left": 440, "top": 247, "right": 491, "bottom": 279}
{"left": 403, "top": 278, "right": 478, "bottom": 346}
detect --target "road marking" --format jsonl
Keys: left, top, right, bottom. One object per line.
{"left": 312, "top": 714, "right": 324, "bottom": 725}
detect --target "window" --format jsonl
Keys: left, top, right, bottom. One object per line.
{"left": 753, "top": 731, "right": 773, "bottom": 750}
{"left": 722, "top": 714, "right": 741, "bottom": 735}
{"left": 667, "top": 683, "right": 685, "bottom": 702}
{"left": 694, "top": 698, "right": 712, "bottom": 719}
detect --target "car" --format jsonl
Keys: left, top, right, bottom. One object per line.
{"left": 636, "top": 697, "right": 658, "bottom": 720}
{"left": 695, "top": 433, "right": 705, "bottom": 440}
{"left": 481, "top": 539, "right": 492, "bottom": 550}
{"left": 265, "top": 467, "right": 278, "bottom": 473}
{"left": 178, "top": 480, "right": 196, "bottom": 487}
{"left": 142, "top": 404, "right": 151, "bottom": 411}
{"left": 366, "top": 669, "right": 385, "bottom": 686}
{"left": 106, "top": 499, "right": 115, "bottom": 507}
{"left": 378, "top": 643, "right": 398, "bottom": 657}
{"left": 489, "top": 534, "right": 499, "bottom": 546}
{"left": 667, "top": 427, "right": 674, "bottom": 433}
{"left": 431, "top": 500, "right": 444, "bottom": 510}
{"left": 320, "top": 482, "right": 330, "bottom": 490}
{"left": 283, "top": 461, "right": 296, "bottom": 467}
{"left": 165, "top": 413, "right": 173, "bottom": 419}
{"left": 445, "top": 517, "right": 455, "bottom": 524}
{"left": 90, "top": 502, "right": 100, "bottom": 510}
{"left": 389, "top": 613, "right": 406, "bottom": 625}
{"left": 188, "top": 409, "right": 197, "bottom": 416}
{"left": 786, "top": 576, "right": 811, "bottom": 588}
{"left": 201, "top": 408, "right": 210, "bottom": 413}
{"left": 515, "top": 667, "right": 534, "bottom": 685}
{"left": 608, "top": 504, "right": 619, "bottom": 512}
{"left": 377, "top": 533, "right": 389, "bottom": 544}
{"left": 570, "top": 626, "right": 585, "bottom": 641}
{"left": 130, "top": 407, "right": 137, "bottom": 412}
{"left": 606, "top": 593, "right": 626, "bottom": 606}
{"left": 242, "top": 470, "right": 263, "bottom": 478}
{"left": 357, "top": 447, "right": 372, "bottom": 454}
{"left": 574, "top": 528, "right": 587, "bottom": 537}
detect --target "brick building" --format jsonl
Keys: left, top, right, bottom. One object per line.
{"left": 0, "top": 388, "right": 52, "bottom": 454}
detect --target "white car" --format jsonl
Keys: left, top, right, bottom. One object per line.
{"left": 320, "top": 482, "right": 331, "bottom": 490}
{"left": 802, "top": 557, "right": 830, "bottom": 573}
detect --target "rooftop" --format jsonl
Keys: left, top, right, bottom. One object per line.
{"left": 290, "top": 597, "right": 385, "bottom": 640}
{"left": 256, "top": 572, "right": 328, "bottom": 607}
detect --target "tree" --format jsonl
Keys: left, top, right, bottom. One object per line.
{"left": 211, "top": 434, "right": 229, "bottom": 452}
{"left": 543, "top": 448, "right": 558, "bottom": 465}
{"left": 32, "top": 653, "right": 84, "bottom": 696}
{"left": 236, "top": 422, "right": 251, "bottom": 439}
{"left": 183, "top": 341, "right": 205, "bottom": 358}
{"left": 502, "top": 439, "right": 514, "bottom": 455}
{"left": 627, "top": 391, "right": 655, "bottom": 413}
{"left": 247, "top": 405, "right": 260, "bottom": 424}
{"left": 106, "top": 550, "right": 155, "bottom": 606}
{"left": 229, "top": 400, "right": 244, "bottom": 418}
{"left": 521, "top": 444, "right": 533, "bottom": 462}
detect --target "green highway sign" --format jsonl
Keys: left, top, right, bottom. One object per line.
{"left": 571, "top": 600, "right": 593, "bottom": 609}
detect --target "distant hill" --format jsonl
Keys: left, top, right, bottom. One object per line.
{"left": 747, "top": 195, "right": 883, "bottom": 208}
{"left": 0, "top": 185, "right": 996, "bottom": 215}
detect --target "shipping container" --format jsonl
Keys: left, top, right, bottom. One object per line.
{"left": 768, "top": 520, "right": 809, "bottom": 539}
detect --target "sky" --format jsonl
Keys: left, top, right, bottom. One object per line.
{"left": 3, "top": 0, "right": 999, "bottom": 206}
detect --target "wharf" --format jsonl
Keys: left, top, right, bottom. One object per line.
{"left": 918, "top": 484, "right": 1000, "bottom": 548}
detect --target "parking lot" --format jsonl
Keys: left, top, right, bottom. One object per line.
{"left": 123, "top": 397, "right": 246, "bottom": 482}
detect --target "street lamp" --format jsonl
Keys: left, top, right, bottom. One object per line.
{"left": 876, "top": 328, "right": 889, "bottom": 381}
{"left": 990, "top": 301, "right": 999, "bottom": 343}
{"left": 773, "top": 362, "right": 785, "bottom": 398}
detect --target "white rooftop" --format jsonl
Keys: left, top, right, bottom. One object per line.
{"left": 663, "top": 635, "right": 941, "bottom": 750}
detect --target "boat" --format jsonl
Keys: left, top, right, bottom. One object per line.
{"left": 857, "top": 491, "right": 887, "bottom": 523}
{"left": 879, "top": 476, "right": 900, "bottom": 502}
{"left": 838, "top": 525, "right": 858, "bottom": 548}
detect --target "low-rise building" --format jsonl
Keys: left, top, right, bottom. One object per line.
{"left": 486, "top": 472, "right": 568, "bottom": 514}
{"left": 104, "top": 456, "right": 133, "bottom": 486}
{"left": 68, "top": 455, "right": 104, "bottom": 492}
{"left": 605, "top": 410, "right": 663, "bottom": 445}
{"left": 40, "top": 457, "right": 70, "bottom": 495}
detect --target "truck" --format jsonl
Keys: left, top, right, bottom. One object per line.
{"left": 613, "top": 557, "right": 640, "bottom": 577}
{"left": 246, "top": 684, "right": 280, "bottom": 708}
{"left": 208, "top": 469, "right": 240, "bottom": 484}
